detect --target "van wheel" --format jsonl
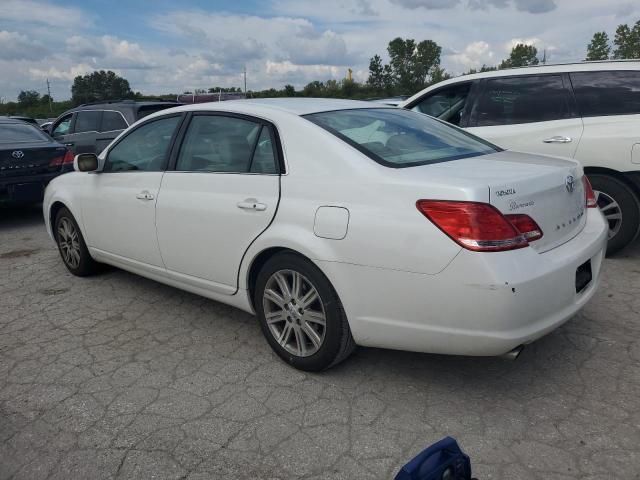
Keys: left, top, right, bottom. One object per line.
{"left": 588, "top": 174, "right": 640, "bottom": 255}
{"left": 254, "top": 252, "right": 356, "bottom": 371}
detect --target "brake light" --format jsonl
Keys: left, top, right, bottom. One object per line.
{"left": 49, "top": 149, "right": 74, "bottom": 167}
{"left": 504, "top": 214, "right": 543, "bottom": 242}
{"left": 416, "top": 200, "right": 529, "bottom": 252}
{"left": 583, "top": 176, "right": 597, "bottom": 208}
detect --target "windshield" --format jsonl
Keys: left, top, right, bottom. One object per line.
{"left": 0, "top": 123, "right": 51, "bottom": 144}
{"left": 305, "top": 108, "right": 499, "bottom": 168}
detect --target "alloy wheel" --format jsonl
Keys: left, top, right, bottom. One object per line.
{"left": 57, "top": 217, "right": 81, "bottom": 269}
{"left": 262, "top": 269, "right": 326, "bottom": 357}
{"left": 595, "top": 189, "right": 622, "bottom": 240}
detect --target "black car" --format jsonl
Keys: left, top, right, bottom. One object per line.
{"left": 49, "top": 100, "right": 179, "bottom": 155}
{"left": 1, "top": 118, "right": 73, "bottom": 204}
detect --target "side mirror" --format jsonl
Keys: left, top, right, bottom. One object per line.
{"left": 74, "top": 153, "right": 99, "bottom": 172}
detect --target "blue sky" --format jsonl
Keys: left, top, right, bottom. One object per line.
{"left": 0, "top": 0, "right": 638, "bottom": 101}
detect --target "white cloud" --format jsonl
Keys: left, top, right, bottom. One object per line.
{"left": 0, "top": 0, "right": 89, "bottom": 28}
{"left": 0, "top": 31, "right": 49, "bottom": 60}
{"left": 446, "top": 41, "right": 496, "bottom": 71}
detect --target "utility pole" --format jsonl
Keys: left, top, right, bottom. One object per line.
{"left": 46, "top": 78, "right": 53, "bottom": 112}
{"left": 542, "top": 49, "right": 547, "bottom": 65}
{"left": 243, "top": 66, "right": 247, "bottom": 96}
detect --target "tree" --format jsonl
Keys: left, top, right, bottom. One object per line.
{"left": 387, "top": 37, "right": 442, "bottom": 93}
{"left": 71, "top": 70, "right": 133, "bottom": 105}
{"left": 283, "top": 84, "right": 296, "bottom": 96}
{"left": 613, "top": 21, "right": 640, "bottom": 59}
{"left": 586, "top": 32, "right": 611, "bottom": 61}
{"left": 500, "top": 43, "right": 539, "bottom": 69}
{"left": 17, "top": 90, "right": 40, "bottom": 107}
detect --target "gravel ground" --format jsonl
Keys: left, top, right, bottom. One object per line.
{"left": 1, "top": 205, "right": 639, "bottom": 479}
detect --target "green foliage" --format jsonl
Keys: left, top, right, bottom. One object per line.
{"left": 17, "top": 90, "right": 41, "bottom": 107}
{"left": 586, "top": 32, "right": 611, "bottom": 60}
{"left": 500, "top": 44, "right": 539, "bottom": 69}
{"left": 386, "top": 37, "right": 442, "bottom": 94}
{"left": 71, "top": 70, "right": 133, "bottom": 106}
{"left": 612, "top": 20, "right": 640, "bottom": 59}
{"left": 283, "top": 84, "right": 296, "bottom": 96}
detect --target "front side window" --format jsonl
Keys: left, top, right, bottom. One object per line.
{"left": 306, "top": 108, "right": 499, "bottom": 168}
{"left": 74, "top": 111, "right": 101, "bottom": 133}
{"left": 52, "top": 114, "right": 73, "bottom": 137}
{"left": 104, "top": 115, "right": 181, "bottom": 172}
{"left": 412, "top": 82, "right": 471, "bottom": 126}
{"left": 570, "top": 70, "right": 640, "bottom": 117}
{"left": 475, "top": 75, "right": 571, "bottom": 126}
{"left": 101, "top": 111, "right": 128, "bottom": 131}
{"left": 176, "top": 115, "right": 262, "bottom": 172}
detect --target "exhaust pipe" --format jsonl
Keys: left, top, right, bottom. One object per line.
{"left": 500, "top": 345, "right": 524, "bottom": 360}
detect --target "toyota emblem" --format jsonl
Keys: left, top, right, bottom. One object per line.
{"left": 565, "top": 175, "right": 575, "bottom": 193}
{"left": 11, "top": 150, "right": 24, "bottom": 159}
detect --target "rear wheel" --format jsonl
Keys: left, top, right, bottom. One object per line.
{"left": 588, "top": 174, "right": 640, "bottom": 255}
{"left": 254, "top": 252, "right": 355, "bottom": 371}
{"left": 54, "top": 207, "right": 99, "bottom": 276}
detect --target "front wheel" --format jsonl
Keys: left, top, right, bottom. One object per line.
{"left": 588, "top": 174, "right": 640, "bottom": 256}
{"left": 54, "top": 207, "right": 99, "bottom": 276}
{"left": 254, "top": 252, "right": 355, "bottom": 371}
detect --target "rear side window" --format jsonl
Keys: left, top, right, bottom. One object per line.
{"left": 104, "top": 115, "right": 181, "bottom": 172}
{"left": 475, "top": 75, "right": 571, "bottom": 126}
{"left": 306, "top": 108, "right": 498, "bottom": 168}
{"left": 570, "top": 71, "right": 640, "bottom": 117}
{"left": 136, "top": 105, "right": 175, "bottom": 120}
{"left": 74, "top": 111, "right": 101, "bottom": 133}
{"left": 101, "top": 111, "right": 128, "bottom": 131}
{"left": 0, "top": 123, "right": 50, "bottom": 143}
{"left": 176, "top": 115, "right": 263, "bottom": 173}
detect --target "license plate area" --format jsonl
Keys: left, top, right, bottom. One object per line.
{"left": 9, "top": 183, "right": 43, "bottom": 202}
{"left": 575, "top": 259, "right": 592, "bottom": 294}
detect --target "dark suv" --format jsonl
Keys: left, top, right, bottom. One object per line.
{"left": 49, "top": 100, "right": 180, "bottom": 155}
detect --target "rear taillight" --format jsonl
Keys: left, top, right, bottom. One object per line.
{"left": 504, "top": 214, "right": 543, "bottom": 242}
{"left": 416, "top": 200, "right": 529, "bottom": 252}
{"left": 49, "top": 149, "right": 74, "bottom": 167}
{"left": 583, "top": 176, "right": 597, "bottom": 208}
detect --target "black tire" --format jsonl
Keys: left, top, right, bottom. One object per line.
{"left": 54, "top": 207, "right": 99, "bottom": 276}
{"left": 254, "top": 252, "right": 356, "bottom": 371}
{"left": 588, "top": 174, "right": 640, "bottom": 256}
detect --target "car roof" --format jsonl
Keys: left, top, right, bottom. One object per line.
{"left": 160, "top": 97, "right": 394, "bottom": 117}
{"left": 73, "top": 100, "right": 178, "bottom": 111}
{"left": 0, "top": 117, "right": 35, "bottom": 125}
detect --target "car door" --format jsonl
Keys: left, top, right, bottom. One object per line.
{"left": 71, "top": 110, "right": 102, "bottom": 154}
{"left": 96, "top": 110, "right": 128, "bottom": 155}
{"left": 81, "top": 114, "right": 184, "bottom": 267}
{"left": 155, "top": 113, "right": 281, "bottom": 295}
{"left": 50, "top": 113, "right": 75, "bottom": 149}
{"left": 465, "top": 74, "right": 584, "bottom": 158}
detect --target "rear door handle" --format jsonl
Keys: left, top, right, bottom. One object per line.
{"left": 237, "top": 200, "right": 267, "bottom": 211}
{"left": 64, "top": 142, "right": 74, "bottom": 147}
{"left": 543, "top": 136, "right": 572, "bottom": 143}
{"left": 136, "top": 191, "right": 154, "bottom": 201}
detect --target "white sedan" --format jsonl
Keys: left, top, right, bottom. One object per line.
{"left": 43, "top": 98, "right": 608, "bottom": 371}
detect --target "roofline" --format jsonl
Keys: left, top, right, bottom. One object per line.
{"left": 496, "top": 58, "right": 640, "bottom": 72}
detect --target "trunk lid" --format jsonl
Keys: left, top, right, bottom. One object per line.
{"left": 0, "top": 143, "right": 67, "bottom": 179}
{"left": 388, "top": 150, "right": 586, "bottom": 252}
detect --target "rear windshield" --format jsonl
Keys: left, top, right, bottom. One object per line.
{"left": 0, "top": 123, "right": 50, "bottom": 144}
{"left": 136, "top": 104, "right": 176, "bottom": 120}
{"left": 305, "top": 108, "right": 499, "bottom": 168}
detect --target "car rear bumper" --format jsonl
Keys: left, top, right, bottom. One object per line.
{"left": 0, "top": 172, "right": 64, "bottom": 203}
{"left": 320, "top": 208, "right": 608, "bottom": 357}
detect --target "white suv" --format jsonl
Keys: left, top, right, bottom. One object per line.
{"left": 401, "top": 61, "right": 640, "bottom": 254}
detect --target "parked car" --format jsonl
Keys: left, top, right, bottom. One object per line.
{"left": 368, "top": 95, "right": 410, "bottom": 106}
{"left": 43, "top": 99, "right": 607, "bottom": 371}
{"left": 39, "top": 121, "right": 53, "bottom": 132}
{"left": 49, "top": 99, "right": 179, "bottom": 156}
{"left": 1, "top": 117, "right": 73, "bottom": 204}
{"left": 6, "top": 115, "right": 40, "bottom": 127}
{"left": 401, "top": 61, "right": 640, "bottom": 255}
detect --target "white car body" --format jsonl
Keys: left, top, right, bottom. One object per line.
{"left": 400, "top": 61, "right": 640, "bottom": 252}
{"left": 44, "top": 99, "right": 608, "bottom": 359}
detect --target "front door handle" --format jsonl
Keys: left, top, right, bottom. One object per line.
{"left": 543, "top": 136, "right": 572, "bottom": 143}
{"left": 64, "top": 142, "right": 74, "bottom": 147}
{"left": 136, "top": 191, "right": 154, "bottom": 201}
{"left": 237, "top": 199, "right": 267, "bottom": 211}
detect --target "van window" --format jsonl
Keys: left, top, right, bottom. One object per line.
{"left": 412, "top": 83, "right": 471, "bottom": 126}
{"left": 475, "top": 75, "right": 571, "bottom": 126}
{"left": 570, "top": 71, "right": 640, "bottom": 117}
{"left": 74, "top": 111, "right": 101, "bottom": 133}
{"left": 101, "top": 111, "right": 128, "bottom": 131}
